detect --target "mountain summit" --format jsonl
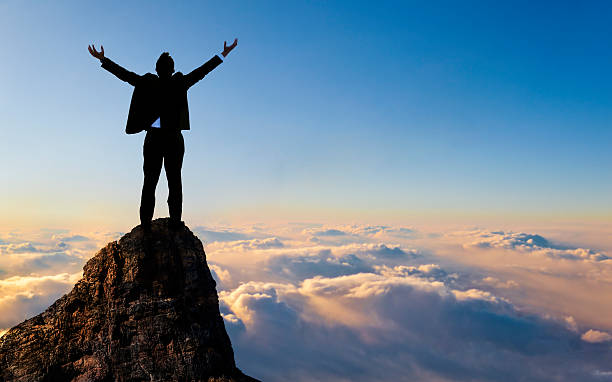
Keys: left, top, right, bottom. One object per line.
{"left": 0, "top": 218, "right": 259, "bottom": 382}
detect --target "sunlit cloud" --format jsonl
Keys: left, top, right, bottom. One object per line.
{"left": 581, "top": 329, "right": 612, "bottom": 343}
{"left": 193, "top": 227, "right": 256, "bottom": 243}
{"left": 2, "top": 223, "right": 612, "bottom": 381}
{"left": 219, "top": 264, "right": 608, "bottom": 381}
{"left": 479, "top": 276, "right": 519, "bottom": 289}
{"left": 0, "top": 272, "right": 81, "bottom": 328}
{"left": 455, "top": 230, "right": 609, "bottom": 261}
{"left": 205, "top": 223, "right": 612, "bottom": 380}
{"left": 0, "top": 228, "right": 121, "bottom": 329}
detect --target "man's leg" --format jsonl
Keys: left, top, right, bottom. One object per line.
{"left": 165, "top": 132, "right": 185, "bottom": 223}
{"left": 140, "top": 131, "right": 163, "bottom": 227}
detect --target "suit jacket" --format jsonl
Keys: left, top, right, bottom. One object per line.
{"left": 101, "top": 55, "right": 223, "bottom": 134}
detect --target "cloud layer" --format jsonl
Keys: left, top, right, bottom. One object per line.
{"left": 1, "top": 223, "right": 612, "bottom": 381}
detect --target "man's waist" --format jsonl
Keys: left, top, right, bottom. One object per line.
{"left": 146, "top": 126, "right": 183, "bottom": 134}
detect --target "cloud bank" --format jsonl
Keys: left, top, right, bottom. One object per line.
{"left": 1, "top": 223, "right": 612, "bottom": 381}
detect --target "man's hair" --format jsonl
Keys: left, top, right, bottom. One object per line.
{"left": 156, "top": 52, "right": 175, "bottom": 76}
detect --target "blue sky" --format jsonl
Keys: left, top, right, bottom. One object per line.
{"left": 1, "top": 0, "right": 611, "bottom": 228}
{"left": 2, "top": 3, "right": 612, "bottom": 380}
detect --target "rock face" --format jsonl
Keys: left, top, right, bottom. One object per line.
{"left": 0, "top": 219, "right": 259, "bottom": 382}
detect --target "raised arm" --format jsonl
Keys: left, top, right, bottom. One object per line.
{"left": 88, "top": 44, "right": 141, "bottom": 87}
{"left": 184, "top": 38, "right": 238, "bottom": 89}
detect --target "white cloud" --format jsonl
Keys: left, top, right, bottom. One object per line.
{"left": 564, "top": 316, "right": 579, "bottom": 332}
{"left": 220, "top": 266, "right": 607, "bottom": 382}
{"left": 0, "top": 272, "right": 81, "bottom": 328}
{"left": 452, "top": 288, "right": 501, "bottom": 303}
{"left": 0, "top": 242, "right": 42, "bottom": 253}
{"left": 480, "top": 277, "right": 519, "bottom": 289}
{"left": 581, "top": 329, "right": 612, "bottom": 343}
{"left": 226, "top": 237, "right": 285, "bottom": 250}
{"left": 376, "top": 264, "right": 448, "bottom": 280}
{"left": 3, "top": 223, "right": 612, "bottom": 381}
{"left": 209, "top": 263, "right": 232, "bottom": 288}
{"left": 457, "top": 230, "right": 609, "bottom": 262}
{"left": 51, "top": 234, "right": 90, "bottom": 242}
{"left": 0, "top": 228, "right": 121, "bottom": 329}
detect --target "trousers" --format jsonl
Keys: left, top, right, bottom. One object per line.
{"left": 140, "top": 129, "right": 185, "bottom": 225}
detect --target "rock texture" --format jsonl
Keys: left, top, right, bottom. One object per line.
{"left": 0, "top": 218, "right": 259, "bottom": 382}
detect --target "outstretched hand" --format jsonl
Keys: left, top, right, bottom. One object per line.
{"left": 88, "top": 44, "right": 105, "bottom": 61}
{"left": 222, "top": 38, "right": 238, "bottom": 58}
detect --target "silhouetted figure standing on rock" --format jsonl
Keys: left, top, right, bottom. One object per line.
{"left": 88, "top": 39, "right": 238, "bottom": 229}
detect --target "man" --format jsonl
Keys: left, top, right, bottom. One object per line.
{"left": 88, "top": 39, "right": 237, "bottom": 229}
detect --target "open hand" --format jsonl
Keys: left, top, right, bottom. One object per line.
{"left": 88, "top": 44, "right": 105, "bottom": 60}
{"left": 222, "top": 38, "right": 238, "bottom": 58}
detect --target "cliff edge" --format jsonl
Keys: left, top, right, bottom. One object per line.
{"left": 0, "top": 218, "right": 259, "bottom": 382}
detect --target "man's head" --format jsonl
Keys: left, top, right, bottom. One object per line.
{"left": 156, "top": 52, "right": 175, "bottom": 78}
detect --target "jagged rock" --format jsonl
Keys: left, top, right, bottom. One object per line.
{"left": 0, "top": 218, "right": 259, "bottom": 382}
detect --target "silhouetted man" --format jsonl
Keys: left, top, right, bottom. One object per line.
{"left": 88, "top": 40, "right": 237, "bottom": 228}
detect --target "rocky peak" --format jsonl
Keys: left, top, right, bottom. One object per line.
{"left": 0, "top": 218, "right": 259, "bottom": 382}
